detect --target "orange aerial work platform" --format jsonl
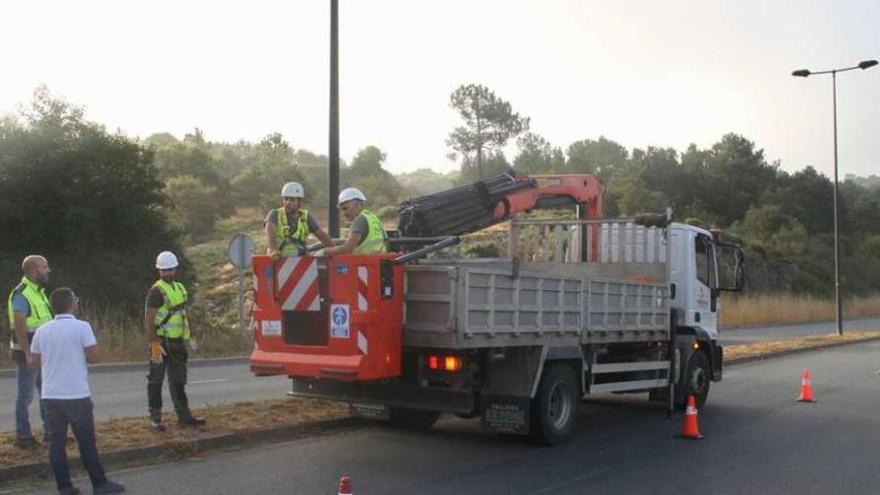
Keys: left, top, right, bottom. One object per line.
{"left": 249, "top": 253, "right": 404, "bottom": 381}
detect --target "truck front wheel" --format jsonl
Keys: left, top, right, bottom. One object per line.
{"left": 684, "top": 351, "right": 711, "bottom": 409}
{"left": 530, "top": 363, "right": 579, "bottom": 445}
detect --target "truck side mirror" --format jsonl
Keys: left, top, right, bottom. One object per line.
{"left": 716, "top": 243, "right": 745, "bottom": 292}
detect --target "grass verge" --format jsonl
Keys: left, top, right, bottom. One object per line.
{"left": 724, "top": 330, "right": 880, "bottom": 362}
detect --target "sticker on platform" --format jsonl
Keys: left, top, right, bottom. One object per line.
{"left": 330, "top": 304, "right": 350, "bottom": 339}
{"left": 262, "top": 320, "right": 282, "bottom": 336}
{"left": 335, "top": 262, "right": 349, "bottom": 275}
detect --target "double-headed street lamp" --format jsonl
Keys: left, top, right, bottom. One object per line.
{"left": 791, "top": 59, "right": 878, "bottom": 336}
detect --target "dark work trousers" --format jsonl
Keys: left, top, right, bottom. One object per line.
{"left": 44, "top": 398, "right": 107, "bottom": 492}
{"left": 147, "top": 338, "right": 191, "bottom": 421}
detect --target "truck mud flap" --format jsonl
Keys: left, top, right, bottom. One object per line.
{"left": 712, "top": 344, "right": 723, "bottom": 381}
{"left": 481, "top": 395, "right": 530, "bottom": 435}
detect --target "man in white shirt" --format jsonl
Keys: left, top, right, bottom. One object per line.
{"left": 30, "top": 288, "right": 125, "bottom": 495}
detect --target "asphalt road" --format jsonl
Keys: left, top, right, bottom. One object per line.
{"left": 2, "top": 317, "right": 879, "bottom": 432}
{"left": 720, "top": 316, "right": 880, "bottom": 344}
{"left": 10, "top": 337, "right": 880, "bottom": 494}
{"left": 0, "top": 359, "right": 285, "bottom": 432}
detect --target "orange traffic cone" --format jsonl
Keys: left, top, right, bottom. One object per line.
{"left": 798, "top": 369, "right": 817, "bottom": 403}
{"left": 675, "top": 395, "right": 704, "bottom": 440}
{"left": 338, "top": 476, "right": 353, "bottom": 495}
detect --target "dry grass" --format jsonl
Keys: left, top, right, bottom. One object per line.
{"left": 720, "top": 292, "right": 880, "bottom": 328}
{"left": 0, "top": 398, "right": 347, "bottom": 468}
{"left": 724, "top": 330, "right": 880, "bottom": 361}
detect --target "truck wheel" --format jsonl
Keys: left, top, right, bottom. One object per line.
{"left": 530, "top": 363, "right": 578, "bottom": 445}
{"left": 683, "top": 351, "right": 711, "bottom": 409}
{"left": 389, "top": 407, "right": 440, "bottom": 429}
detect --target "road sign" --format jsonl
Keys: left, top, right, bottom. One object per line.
{"left": 228, "top": 233, "right": 256, "bottom": 333}
{"left": 228, "top": 234, "right": 256, "bottom": 270}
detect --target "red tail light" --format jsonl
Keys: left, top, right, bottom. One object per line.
{"left": 426, "top": 354, "right": 461, "bottom": 372}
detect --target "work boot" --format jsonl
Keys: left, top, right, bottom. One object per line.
{"left": 178, "top": 416, "right": 206, "bottom": 427}
{"left": 13, "top": 436, "right": 40, "bottom": 449}
{"left": 93, "top": 479, "right": 126, "bottom": 493}
{"left": 149, "top": 410, "right": 166, "bottom": 432}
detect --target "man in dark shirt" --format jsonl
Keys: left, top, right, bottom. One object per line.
{"left": 265, "top": 181, "right": 334, "bottom": 258}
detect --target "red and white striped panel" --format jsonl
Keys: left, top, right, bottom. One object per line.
{"left": 277, "top": 257, "right": 320, "bottom": 311}
{"left": 357, "top": 266, "right": 368, "bottom": 311}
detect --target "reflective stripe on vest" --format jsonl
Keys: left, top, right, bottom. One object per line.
{"left": 7, "top": 276, "right": 52, "bottom": 350}
{"left": 275, "top": 208, "right": 310, "bottom": 256}
{"left": 353, "top": 209, "right": 388, "bottom": 254}
{"left": 153, "top": 280, "right": 190, "bottom": 339}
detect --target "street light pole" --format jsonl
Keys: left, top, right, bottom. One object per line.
{"left": 831, "top": 70, "right": 841, "bottom": 336}
{"left": 792, "top": 59, "right": 878, "bottom": 336}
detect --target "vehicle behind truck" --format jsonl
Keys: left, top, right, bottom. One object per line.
{"left": 249, "top": 171, "right": 743, "bottom": 444}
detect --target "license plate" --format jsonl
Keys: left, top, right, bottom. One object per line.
{"left": 350, "top": 402, "right": 390, "bottom": 420}
{"left": 482, "top": 396, "right": 530, "bottom": 435}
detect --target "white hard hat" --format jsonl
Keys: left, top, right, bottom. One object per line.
{"left": 281, "top": 181, "right": 305, "bottom": 198}
{"left": 338, "top": 187, "right": 366, "bottom": 205}
{"left": 155, "top": 251, "right": 179, "bottom": 270}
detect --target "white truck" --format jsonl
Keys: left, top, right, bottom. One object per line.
{"left": 250, "top": 172, "right": 743, "bottom": 444}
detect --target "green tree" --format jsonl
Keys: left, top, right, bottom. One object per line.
{"left": 700, "top": 133, "right": 779, "bottom": 226}
{"left": 396, "top": 168, "right": 455, "bottom": 196}
{"left": 165, "top": 175, "right": 220, "bottom": 239}
{"left": 447, "top": 84, "right": 529, "bottom": 179}
{"left": 566, "top": 136, "right": 628, "bottom": 178}
{"left": 0, "top": 87, "right": 184, "bottom": 307}
{"left": 513, "top": 133, "right": 565, "bottom": 175}
{"left": 345, "top": 146, "right": 404, "bottom": 209}
{"left": 456, "top": 152, "right": 512, "bottom": 185}
{"left": 231, "top": 132, "right": 306, "bottom": 211}
{"left": 730, "top": 205, "right": 809, "bottom": 257}
{"left": 350, "top": 145, "right": 386, "bottom": 175}
{"left": 149, "top": 132, "right": 234, "bottom": 217}
{"left": 762, "top": 166, "right": 832, "bottom": 234}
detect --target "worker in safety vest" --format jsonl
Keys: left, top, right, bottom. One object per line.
{"left": 265, "top": 181, "right": 334, "bottom": 260}
{"left": 144, "top": 251, "right": 205, "bottom": 432}
{"left": 322, "top": 187, "right": 389, "bottom": 255}
{"left": 8, "top": 255, "right": 51, "bottom": 449}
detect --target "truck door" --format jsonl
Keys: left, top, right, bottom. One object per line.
{"left": 693, "top": 233, "right": 718, "bottom": 338}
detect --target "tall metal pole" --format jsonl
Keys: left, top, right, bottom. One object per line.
{"left": 328, "top": 0, "right": 340, "bottom": 237}
{"left": 831, "top": 71, "right": 842, "bottom": 335}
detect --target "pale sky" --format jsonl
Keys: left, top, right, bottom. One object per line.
{"left": 2, "top": 0, "right": 877, "bottom": 177}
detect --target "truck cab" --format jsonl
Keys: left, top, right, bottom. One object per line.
{"left": 667, "top": 222, "right": 742, "bottom": 340}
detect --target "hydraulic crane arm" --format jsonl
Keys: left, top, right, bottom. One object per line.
{"left": 397, "top": 170, "right": 604, "bottom": 238}
{"left": 491, "top": 174, "right": 604, "bottom": 223}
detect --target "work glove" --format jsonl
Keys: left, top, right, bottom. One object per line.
{"left": 188, "top": 338, "right": 198, "bottom": 353}
{"left": 149, "top": 341, "right": 164, "bottom": 364}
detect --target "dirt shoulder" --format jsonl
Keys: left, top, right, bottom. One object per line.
{"left": 0, "top": 398, "right": 347, "bottom": 470}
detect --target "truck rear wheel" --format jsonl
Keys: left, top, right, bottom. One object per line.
{"left": 389, "top": 407, "right": 440, "bottom": 429}
{"left": 530, "top": 363, "right": 578, "bottom": 445}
